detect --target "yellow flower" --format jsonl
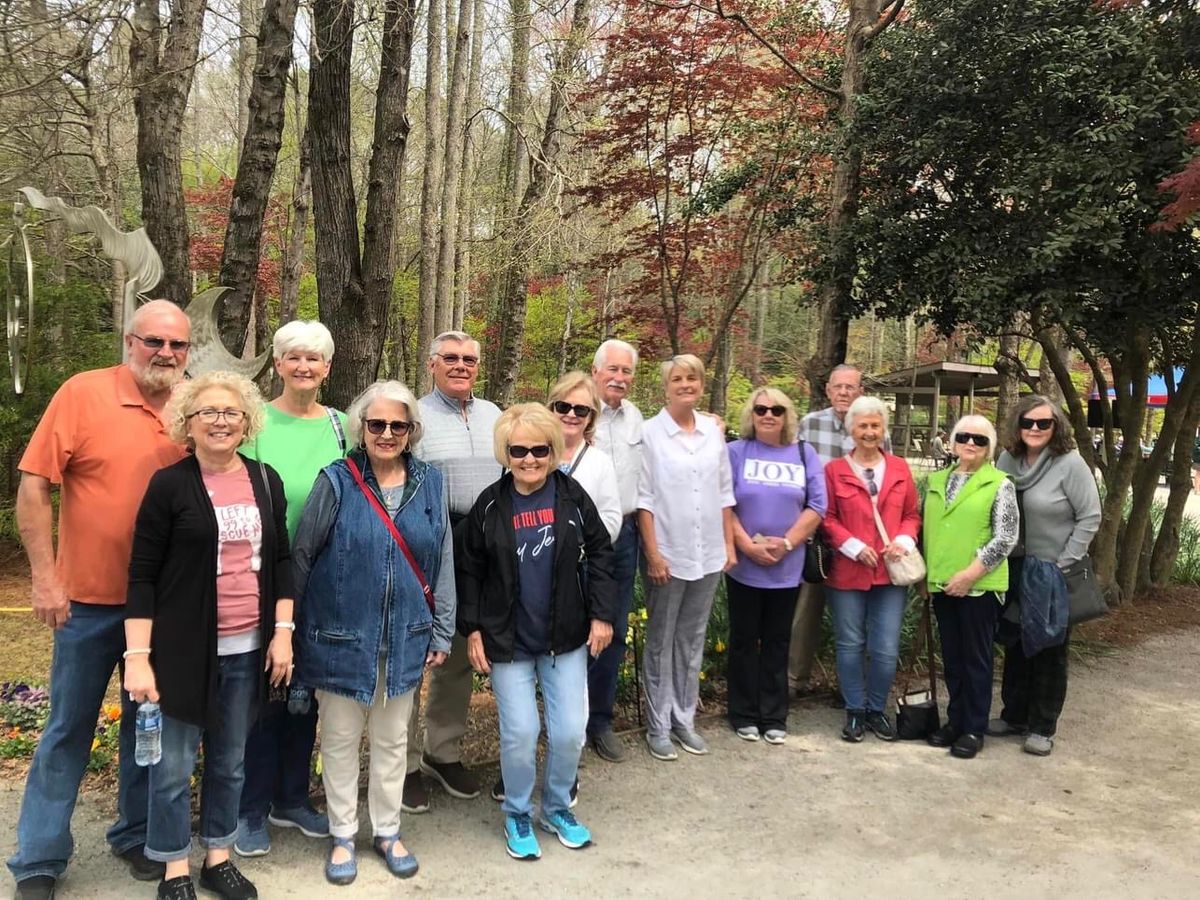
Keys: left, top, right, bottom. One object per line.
{"left": 639, "top": 608, "right": 648, "bottom": 621}
{"left": 91, "top": 737, "right": 100, "bottom": 752}
{"left": 714, "top": 640, "right": 726, "bottom": 654}
{"left": 699, "top": 671, "right": 707, "bottom": 681}
{"left": 315, "top": 752, "right": 323, "bottom": 776}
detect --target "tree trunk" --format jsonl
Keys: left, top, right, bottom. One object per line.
{"left": 434, "top": 0, "right": 472, "bottom": 335}
{"left": 279, "top": 107, "right": 311, "bottom": 327}
{"left": 994, "top": 327, "right": 1022, "bottom": 427}
{"left": 485, "top": 0, "right": 590, "bottom": 405}
{"left": 129, "top": 0, "right": 207, "bottom": 307}
{"left": 453, "top": 0, "right": 486, "bottom": 329}
{"left": 1038, "top": 325, "right": 1067, "bottom": 406}
{"left": 236, "top": 0, "right": 261, "bottom": 144}
{"left": 1150, "top": 391, "right": 1200, "bottom": 585}
{"left": 415, "top": 0, "right": 446, "bottom": 394}
{"left": 218, "top": 0, "right": 300, "bottom": 354}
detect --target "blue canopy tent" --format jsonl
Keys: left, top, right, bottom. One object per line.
{"left": 1088, "top": 367, "right": 1186, "bottom": 410}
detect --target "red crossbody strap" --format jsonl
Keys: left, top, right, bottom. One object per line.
{"left": 345, "top": 457, "right": 435, "bottom": 615}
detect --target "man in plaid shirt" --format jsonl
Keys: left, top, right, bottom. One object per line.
{"left": 791, "top": 364, "right": 891, "bottom": 693}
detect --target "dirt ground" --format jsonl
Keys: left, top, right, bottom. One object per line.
{"left": 2, "top": 626, "right": 1198, "bottom": 899}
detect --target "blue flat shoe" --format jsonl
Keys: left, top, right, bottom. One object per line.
{"left": 373, "top": 836, "right": 419, "bottom": 878}
{"left": 325, "top": 837, "right": 357, "bottom": 886}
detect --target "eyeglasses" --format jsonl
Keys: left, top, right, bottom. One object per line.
{"left": 863, "top": 467, "right": 878, "bottom": 497}
{"left": 130, "top": 333, "right": 191, "bottom": 353}
{"left": 365, "top": 419, "right": 412, "bottom": 436}
{"left": 1019, "top": 417, "right": 1055, "bottom": 431}
{"left": 509, "top": 444, "right": 551, "bottom": 459}
{"left": 551, "top": 401, "right": 593, "bottom": 418}
{"left": 188, "top": 407, "right": 246, "bottom": 424}
{"left": 436, "top": 353, "right": 479, "bottom": 368}
{"left": 753, "top": 404, "right": 786, "bottom": 417}
{"left": 954, "top": 432, "right": 990, "bottom": 447}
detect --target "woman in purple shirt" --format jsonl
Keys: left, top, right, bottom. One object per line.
{"left": 726, "top": 389, "right": 826, "bottom": 743}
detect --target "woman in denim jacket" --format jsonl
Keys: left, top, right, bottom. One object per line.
{"left": 291, "top": 381, "right": 456, "bottom": 886}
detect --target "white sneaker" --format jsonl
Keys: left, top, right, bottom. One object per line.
{"left": 763, "top": 729, "right": 787, "bottom": 745}
{"left": 735, "top": 726, "right": 760, "bottom": 742}
{"left": 670, "top": 728, "right": 710, "bottom": 755}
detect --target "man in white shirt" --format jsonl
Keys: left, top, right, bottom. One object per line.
{"left": 587, "top": 339, "right": 644, "bottom": 761}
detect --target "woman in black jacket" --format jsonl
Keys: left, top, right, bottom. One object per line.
{"left": 124, "top": 371, "right": 293, "bottom": 900}
{"left": 457, "top": 403, "right": 616, "bottom": 862}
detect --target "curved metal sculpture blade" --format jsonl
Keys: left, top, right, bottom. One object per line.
{"left": 4, "top": 224, "right": 34, "bottom": 394}
{"left": 186, "top": 286, "right": 271, "bottom": 380}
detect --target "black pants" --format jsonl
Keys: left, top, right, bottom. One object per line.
{"left": 996, "top": 557, "right": 1071, "bottom": 737}
{"left": 932, "top": 592, "right": 1000, "bottom": 736}
{"left": 726, "top": 576, "right": 801, "bottom": 731}
{"left": 239, "top": 697, "right": 319, "bottom": 819}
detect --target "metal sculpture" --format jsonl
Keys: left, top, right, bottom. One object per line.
{"left": 3, "top": 210, "right": 33, "bottom": 394}
{"left": 185, "top": 286, "right": 271, "bottom": 381}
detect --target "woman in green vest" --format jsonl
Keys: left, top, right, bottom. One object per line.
{"left": 922, "top": 414, "right": 1018, "bottom": 759}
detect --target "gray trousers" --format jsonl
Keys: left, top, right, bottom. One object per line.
{"left": 642, "top": 572, "right": 722, "bottom": 739}
{"left": 406, "top": 631, "right": 474, "bottom": 772}
{"left": 788, "top": 582, "right": 826, "bottom": 689}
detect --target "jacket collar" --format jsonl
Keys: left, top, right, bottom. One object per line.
{"left": 350, "top": 448, "right": 428, "bottom": 512}
{"left": 831, "top": 452, "right": 904, "bottom": 498}
{"left": 930, "top": 462, "right": 1004, "bottom": 512}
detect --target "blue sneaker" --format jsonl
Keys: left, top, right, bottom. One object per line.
{"left": 504, "top": 813, "right": 542, "bottom": 860}
{"left": 538, "top": 809, "right": 592, "bottom": 849}
{"left": 269, "top": 804, "right": 330, "bottom": 838}
{"left": 233, "top": 815, "right": 271, "bottom": 857}
{"left": 325, "top": 837, "right": 357, "bottom": 886}
{"left": 373, "top": 836, "right": 419, "bottom": 878}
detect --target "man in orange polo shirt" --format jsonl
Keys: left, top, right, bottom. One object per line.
{"left": 7, "top": 300, "right": 191, "bottom": 900}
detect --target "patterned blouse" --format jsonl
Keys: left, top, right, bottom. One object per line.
{"left": 944, "top": 471, "right": 1019, "bottom": 571}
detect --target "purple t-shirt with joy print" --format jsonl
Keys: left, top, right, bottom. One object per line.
{"left": 727, "top": 439, "right": 827, "bottom": 589}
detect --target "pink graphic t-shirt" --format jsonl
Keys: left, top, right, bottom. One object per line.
{"left": 202, "top": 466, "right": 262, "bottom": 641}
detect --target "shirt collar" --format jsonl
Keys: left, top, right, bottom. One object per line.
{"left": 661, "top": 408, "right": 711, "bottom": 437}
{"left": 115, "top": 364, "right": 152, "bottom": 409}
{"left": 432, "top": 386, "right": 475, "bottom": 413}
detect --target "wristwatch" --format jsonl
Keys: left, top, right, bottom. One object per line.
{"left": 783, "top": 537, "right": 794, "bottom": 553}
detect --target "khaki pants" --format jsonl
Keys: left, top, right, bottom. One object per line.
{"left": 406, "top": 631, "right": 473, "bottom": 773}
{"left": 317, "top": 662, "right": 416, "bottom": 840}
{"left": 788, "top": 582, "right": 826, "bottom": 689}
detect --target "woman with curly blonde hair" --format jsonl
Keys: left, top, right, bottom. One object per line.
{"left": 125, "top": 371, "right": 293, "bottom": 900}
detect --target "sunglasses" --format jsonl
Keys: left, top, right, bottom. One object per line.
{"left": 436, "top": 352, "right": 479, "bottom": 368}
{"left": 552, "top": 400, "right": 593, "bottom": 418}
{"left": 1019, "top": 417, "right": 1055, "bottom": 431}
{"left": 130, "top": 333, "right": 191, "bottom": 353}
{"left": 509, "top": 444, "right": 551, "bottom": 459}
{"left": 954, "top": 432, "right": 990, "bottom": 447}
{"left": 753, "top": 404, "right": 786, "bottom": 417}
{"left": 365, "top": 419, "right": 412, "bottom": 436}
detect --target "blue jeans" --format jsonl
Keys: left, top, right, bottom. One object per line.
{"left": 145, "top": 651, "right": 260, "bottom": 863}
{"left": 491, "top": 645, "right": 587, "bottom": 818}
{"left": 7, "top": 602, "right": 147, "bottom": 883}
{"left": 587, "top": 515, "right": 638, "bottom": 736}
{"left": 239, "top": 697, "right": 319, "bottom": 819}
{"left": 826, "top": 585, "right": 908, "bottom": 713}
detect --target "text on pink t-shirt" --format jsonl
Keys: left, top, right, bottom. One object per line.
{"left": 202, "top": 467, "right": 262, "bottom": 637}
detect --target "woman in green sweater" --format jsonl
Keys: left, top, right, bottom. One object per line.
{"left": 923, "top": 414, "right": 1018, "bottom": 759}
{"left": 235, "top": 321, "right": 349, "bottom": 856}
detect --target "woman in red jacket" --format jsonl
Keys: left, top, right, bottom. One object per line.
{"left": 822, "top": 396, "right": 921, "bottom": 743}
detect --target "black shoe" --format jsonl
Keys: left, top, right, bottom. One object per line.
{"left": 589, "top": 728, "right": 627, "bottom": 762}
{"left": 401, "top": 771, "right": 430, "bottom": 814}
{"left": 198, "top": 860, "right": 257, "bottom": 900}
{"left": 864, "top": 710, "right": 898, "bottom": 742}
{"left": 419, "top": 756, "right": 481, "bottom": 799}
{"left": 927, "top": 724, "right": 960, "bottom": 748}
{"left": 14, "top": 876, "right": 56, "bottom": 900}
{"left": 491, "top": 777, "right": 505, "bottom": 802}
{"left": 841, "top": 710, "right": 865, "bottom": 743}
{"left": 951, "top": 733, "right": 984, "bottom": 759}
{"left": 157, "top": 875, "right": 197, "bottom": 900}
{"left": 113, "top": 844, "right": 166, "bottom": 881}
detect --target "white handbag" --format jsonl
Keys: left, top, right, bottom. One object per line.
{"left": 871, "top": 498, "right": 926, "bottom": 586}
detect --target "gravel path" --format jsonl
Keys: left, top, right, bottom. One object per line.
{"left": 3, "top": 630, "right": 1198, "bottom": 898}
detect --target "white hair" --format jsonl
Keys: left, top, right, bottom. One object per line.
{"left": 428, "top": 330, "right": 481, "bottom": 360}
{"left": 845, "top": 395, "right": 889, "bottom": 432}
{"left": 593, "top": 338, "right": 639, "bottom": 371}
{"left": 950, "top": 414, "right": 998, "bottom": 461}
{"left": 346, "top": 380, "right": 425, "bottom": 448}
{"left": 272, "top": 320, "right": 335, "bottom": 361}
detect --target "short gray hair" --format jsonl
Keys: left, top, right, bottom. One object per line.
{"left": 593, "top": 338, "right": 639, "bottom": 371}
{"left": 428, "top": 330, "right": 481, "bottom": 360}
{"left": 272, "top": 320, "right": 335, "bottom": 361}
{"left": 950, "top": 414, "right": 998, "bottom": 461}
{"left": 845, "top": 395, "right": 889, "bottom": 432}
{"left": 346, "top": 380, "right": 425, "bottom": 448}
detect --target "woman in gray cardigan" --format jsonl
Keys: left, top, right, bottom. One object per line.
{"left": 994, "top": 396, "right": 1101, "bottom": 756}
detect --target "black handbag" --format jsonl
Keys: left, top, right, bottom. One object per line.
{"left": 798, "top": 440, "right": 832, "bottom": 584}
{"left": 1064, "top": 555, "right": 1107, "bottom": 625}
{"left": 895, "top": 593, "right": 941, "bottom": 740}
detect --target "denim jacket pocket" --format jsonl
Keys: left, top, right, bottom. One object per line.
{"left": 312, "top": 628, "right": 358, "bottom": 644}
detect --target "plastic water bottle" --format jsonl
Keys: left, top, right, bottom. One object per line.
{"left": 135, "top": 701, "right": 162, "bottom": 766}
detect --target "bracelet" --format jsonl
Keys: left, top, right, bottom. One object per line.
{"left": 122, "top": 648, "right": 151, "bottom": 659}
{"left": 783, "top": 537, "right": 795, "bottom": 552}
{"left": 274, "top": 621, "right": 296, "bottom": 632}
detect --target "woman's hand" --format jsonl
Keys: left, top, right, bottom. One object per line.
{"left": 266, "top": 631, "right": 294, "bottom": 687}
{"left": 856, "top": 546, "right": 880, "bottom": 567}
{"left": 425, "top": 650, "right": 448, "bottom": 669}
{"left": 646, "top": 552, "right": 671, "bottom": 585}
{"left": 124, "top": 657, "right": 159, "bottom": 704}
{"left": 882, "top": 541, "right": 909, "bottom": 562}
{"left": 724, "top": 545, "right": 738, "bottom": 572}
{"left": 944, "top": 569, "right": 978, "bottom": 597}
{"left": 587, "top": 619, "right": 613, "bottom": 657}
{"left": 466, "top": 630, "right": 491, "bottom": 674}
{"left": 740, "top": 541, "right": 779, "bottom": 567}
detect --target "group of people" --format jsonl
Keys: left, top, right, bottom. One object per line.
{"left": 5, "top": 300, "right": 1103, "bottom": 900}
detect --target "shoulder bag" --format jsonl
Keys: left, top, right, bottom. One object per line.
{"left": 798, "top": 440, "right": 833, "bottom": 584}
{"left": 345, "top": 456, "right": 436, "bottom": 615}
{"left": 1063, "top": 555, "right": 1108, "bottom": 625}
{"left": 895, "top": 593, "right": 941, "bottom": 740}
{"left": 871, "top": 493, "right": 926, "bottom": 587}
